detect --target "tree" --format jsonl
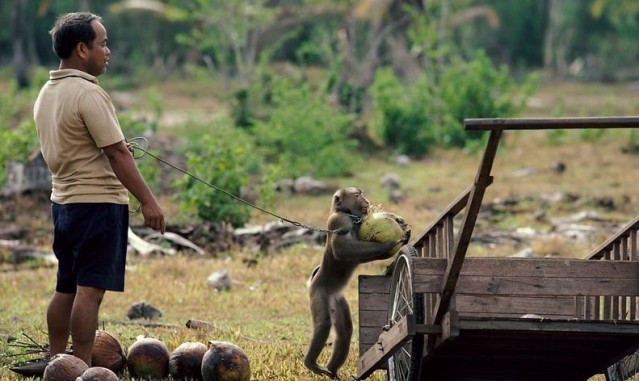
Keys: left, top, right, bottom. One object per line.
{"left": 543, "top": 0, "right": 579, "bottom": 77}
{"left": 13, "top": 0, "right": 29, "bottom": 88}
{"left": 170, "top": 0, "right": 343, "bottom": 87}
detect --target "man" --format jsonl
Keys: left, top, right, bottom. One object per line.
{"left": 33, "top": 12, "right": 165, "bottom": 366}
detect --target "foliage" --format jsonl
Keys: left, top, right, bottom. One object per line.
{"left": 369, "top": 68, "right": 436, "bottom": 157}
{"left": 437, "top": 51, "right": 536, "bottom": 147}
{"left": 293, "top": 19, "right": 341, "bottom": 67}
{"left": 6, "top": 0, "right": 639, "bottom": 84}
{"left": 253, "top": 77, "right": 358, "bottom": 178}
{"left": 0, "top": 120, "right": 38, "bottom": 187}
{"left": 474, "top": 0, "right": 548, "bottom": 69}
{"left": 369, "top": 52, "right": 536, "bottom": 156}
{"left": 0, "top": 80, "right": 40, "bottom": 186}
{"left": 173, "top": 120, "right": 265, "bottom": 227}
{"left": 171, "top": 0, "right": 276, "bottom": 85}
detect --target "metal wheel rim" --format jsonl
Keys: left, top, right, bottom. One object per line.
{"left": 387, "top": 255, "right": 415, "bottom": 381}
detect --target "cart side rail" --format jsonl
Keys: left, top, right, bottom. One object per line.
{"left": 414, "top": 257, "right": 639, "bottom": 322}
{"left": 586, "top": 214, "right": 639, "bottom": 260}
{"left": 465, "top": 116, "right": 639, "bottom": 131}
{"left": 411, "top": 185, "right": 471, "bottom": 259}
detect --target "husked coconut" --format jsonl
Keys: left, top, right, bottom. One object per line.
{"left": 126, "top": 337, "right": 170, "bottom": 379}
{"left": 201, "top": 341, "right": 250, "bottom": 381}
{"left": 92, "top": 330, "right": 126, "bottom": 374}
{"left": 169, "top": 341, "right": 208, "bottom": 380}
{"left": 358, "top": 211, "right": 408, "bottom": 255}
{"left": 43, "top": 354, "right": 88, "bottom": 381}
{"left": 75, "top": 366, "right": 119, "bottom": 381}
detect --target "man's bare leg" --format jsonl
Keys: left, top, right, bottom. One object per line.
{"left": 69, "top": 286, "right": 105, "bottom": 366}
{"left": 46, "top": 291, "right": 74, "bottom": 358}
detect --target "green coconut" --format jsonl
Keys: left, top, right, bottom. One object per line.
{"left": 358, "top": 211, "right": 407, "bottom": 255}
{"left": 126, "top": 337, "right": 170, "bottom": 379}
{"left": 201, "top": 341, "right": 250, "bottom": 381}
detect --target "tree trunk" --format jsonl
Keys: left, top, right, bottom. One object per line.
{"left": 543, "top": 0, "right": 562, "bottom": 75}
{"left": 13, "top": 0, "right": 29, "bottom": 89}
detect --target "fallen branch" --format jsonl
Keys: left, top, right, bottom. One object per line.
{"left": 102, "top": 320, "right": 182, "bottom": 329}
{"left": 127, "top": 227, "right": 176, "bottom": 256}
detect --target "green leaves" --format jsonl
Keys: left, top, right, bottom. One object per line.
{"left": 173, "top": 121, "right": 261, "bottom": 227}
{"left": 253, "top": 78, "right": 358, "bottom": 178}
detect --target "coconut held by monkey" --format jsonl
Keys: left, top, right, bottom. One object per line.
{"left": 358, "top": 209, "right": 409, "bottom": 255}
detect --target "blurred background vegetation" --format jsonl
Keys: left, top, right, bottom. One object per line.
{"left": 2, "top": 0, "right": 639, "bottom": 227}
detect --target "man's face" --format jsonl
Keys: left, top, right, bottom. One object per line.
{"left": 86, "top": 20, "right": 110, "bottom": 77}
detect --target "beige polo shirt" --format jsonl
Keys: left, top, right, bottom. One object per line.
{"left": 33, "top": 69, "right": 129, "bottom": 204}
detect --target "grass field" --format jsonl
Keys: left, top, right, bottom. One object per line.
{"left": 2, "top": 78, "right": 639, "bottom": 380}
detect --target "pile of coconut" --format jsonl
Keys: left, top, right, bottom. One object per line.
{"left": 41, "top": 330, "right": 250, "bottom": 381}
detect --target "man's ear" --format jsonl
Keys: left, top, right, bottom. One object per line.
{"left": 76, "top": 42, "right": 89, "bottom": 59}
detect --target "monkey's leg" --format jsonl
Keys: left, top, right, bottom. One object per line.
{"left": 326, "top": 295, "right": 353, "bottom": 378}
{"left": 304, "top": 287, "right": 334, "bottom": 378}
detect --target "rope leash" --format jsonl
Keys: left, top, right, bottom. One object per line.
{"left": 127, "top": 137, "right": 338, "bottom": 234}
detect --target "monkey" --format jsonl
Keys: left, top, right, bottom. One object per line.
{"left": 304, "top": 187, "right": 410, "bottom": 380}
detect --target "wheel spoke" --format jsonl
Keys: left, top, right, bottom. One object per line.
{"left": 388, "top": 256, "right": 415, "bottom": 381}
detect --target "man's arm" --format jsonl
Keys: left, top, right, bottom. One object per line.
{"left": 103, "top": 140, "right": 165, "bottom": 233}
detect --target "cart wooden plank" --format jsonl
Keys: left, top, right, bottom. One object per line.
{"left": 357, "top": 315, "right": 442, "bottom": 380}
{"left": 465, "top": 116, "right": 639, "bottom": 131}
{"left": 357, "top": 315, "right": 417, "bottom": 380}
{"left": 413, "top": 258, "right": 639, "bottom": 297}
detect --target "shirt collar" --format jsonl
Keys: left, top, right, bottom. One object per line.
{"left": 49, "top": 69, "right": 98, "bottom": 84}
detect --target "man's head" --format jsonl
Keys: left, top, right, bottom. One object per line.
{"left": 49, "top": 12, "right": 110, "bottom": 76}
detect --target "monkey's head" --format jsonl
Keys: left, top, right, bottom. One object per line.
{"left": 332, "top": 187, "right": 370, "bottom": 217}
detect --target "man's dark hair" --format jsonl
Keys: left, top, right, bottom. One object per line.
{"left": 49, "top": 12, "right": 102, "bottom": 59}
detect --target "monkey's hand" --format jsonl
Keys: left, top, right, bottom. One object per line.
{"left": 402, "top": 229, "right": 411, "bottom": 245}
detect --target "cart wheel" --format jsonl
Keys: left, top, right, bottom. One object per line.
{"left": 387, "top": 245, "right": 424, "bottom": 381}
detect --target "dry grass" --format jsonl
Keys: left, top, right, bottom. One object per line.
{"left": 0, "top": 248, "right": 393, "bottom": 380}
{"left": 2, "top": 79, "right": 639, "bottom": 380}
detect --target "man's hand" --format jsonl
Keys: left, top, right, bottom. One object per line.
{"left": 104, "top": 141, "right": 165, "bottom": 234}
{"left": 141, "top": 201, "right": 165, "bottom": 234}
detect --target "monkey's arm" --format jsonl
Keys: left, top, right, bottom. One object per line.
{"left": 328, "top": 213, "right": 400, "bottom": 262}
{"left": 331, "top": 233, "right": 399, "bottom": 262}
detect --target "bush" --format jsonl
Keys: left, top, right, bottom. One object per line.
{"left": 369, "top": 68, "right": 436, "bottom": 157}
{"left": 253, "top": 78, "right": 358, "bottom": 178}
{"left": 0, "top": 120, "right": 38, "bottom": 187}
{"left": 173, "top": 120, "right": 265, "bottom": 227}
{"left": 438, "top": 51, "right": 535, "bottom": 147}
{"left": 369, "top": 52, "right": 536, "bottom": 156}
{"left": 0, "top": 81, "right": 40, "bottom": 186}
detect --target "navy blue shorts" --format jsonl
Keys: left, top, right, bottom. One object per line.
{"left": 51, "top": 202, "right": 128, "bottom": 293}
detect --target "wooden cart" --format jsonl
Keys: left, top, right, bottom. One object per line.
{"left": 357, "top": 117, "right": 639, "bottom": 381}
